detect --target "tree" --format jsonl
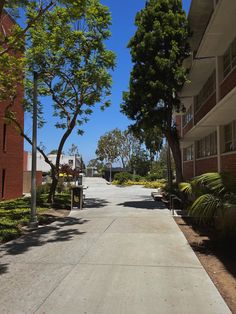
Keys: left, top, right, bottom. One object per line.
{"left": 96, "top": 128, "right": 142, "bottom": 170}
{"left": 0, "top": 1, "right": 59, "bottom": 101}
{"left": 121, "top": 0, "right": 190, "bottom": 184}
{"left": 6, "top": 1, "right": 115, "bottom": 203}
{"left": 96, "top": 131, "right": 119, "bottom": 166}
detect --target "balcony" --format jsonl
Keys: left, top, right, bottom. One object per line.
{"left": 181, "top": 86, "right": 236, "bottom": 143}
{"left": 197, "top": 0, "right": 236, "bottom": 58}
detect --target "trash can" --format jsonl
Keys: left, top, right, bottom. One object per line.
{"left": 71, "top": 186, "right": 83, "bottom": 210}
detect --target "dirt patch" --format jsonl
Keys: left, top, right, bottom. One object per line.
{"left": 175, "top": 217, "right": 236, "bottom": 313}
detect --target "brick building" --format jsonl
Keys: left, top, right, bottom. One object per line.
{"left": 0, "top": 12, "right": 24, "bottom": 200}
{"left": 177, "top": 0, "right": 236, "bottom": 180}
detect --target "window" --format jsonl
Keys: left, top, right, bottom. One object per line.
{"left": 2, "top": 169, "right": 6, "bottom": 198}
{"left": 196, "top": 132, "right": 217, "bottom": 158}
{"left": 195, "top": 71, "right": 216, "bottom": 111}
{"left": 224, "top": 120, "right": 236, "bottom": 152}
{"left": 68, "top": 159, "right": 73, "bottom": 167}
{"left": 3, "top": 124, "right": 6, "bottom": 151}
{"left": 182, "top": 106, "right": 193, "bottom": 126}
{"left": 183, "top": 145, "right": 193, "bottom": 161}
{"left": 223, "top": 37, "right": 236, "bottom": 78}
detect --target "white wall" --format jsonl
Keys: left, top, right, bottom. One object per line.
{"left": 26, "top": 152, "right": 81, "bottom": 172}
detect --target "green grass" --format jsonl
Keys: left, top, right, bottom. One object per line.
{"left": 0, "top": 207, "right": 48, "bottom": 242}
{"left": 0, "top": 193, "right": 71, "bottom": 243}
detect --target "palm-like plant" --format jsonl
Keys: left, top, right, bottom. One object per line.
{"left": 179, "top": 172, "right": 236, "bottom": 225}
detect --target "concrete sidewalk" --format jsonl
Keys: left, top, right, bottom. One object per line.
{"left": 0, "top": 178, "right": 231, "bottom": 313}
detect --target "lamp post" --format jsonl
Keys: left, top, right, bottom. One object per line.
{"left": 29, "top": 71, "right": 38, "bottom": 228}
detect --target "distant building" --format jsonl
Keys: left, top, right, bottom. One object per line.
{"left": 24, "top": 152, "right": 82, "bottom": 172}
{"left": 0, "top": 12, "right": 24, "bottom": 200}
{"left": 176, "top": 0, "right": 236, "bottom": 180}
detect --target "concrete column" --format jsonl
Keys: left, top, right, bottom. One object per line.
{"left": 217, "top": 126, "right": 221, "bottom": 172}
{"left": 216, "top": 56, "right": 224, "bottom": 103}
{"left": 193, "top": 97, "right": 196, "bottom": 126}
{"left": 193, "top": 141, "right": 196, "bottom": 177}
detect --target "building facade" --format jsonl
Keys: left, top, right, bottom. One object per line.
{"left": 0, "top": 12, "right": 24, "bottom": 200}
{"left": 178, "top": 0, "right": 236, "bottom": 180}
{"left": 24, "top": 152, "right": 82, "bottom": 173}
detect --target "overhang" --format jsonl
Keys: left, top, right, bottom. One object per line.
{"left": 180, "top": 57, "right": 215, "bottom": 97}
{"left": 196, "top": 0, "right": 236, "bottom": 58}
{"left": 181, "top": 86, "right": 236, "bottom": 144}
{"left": 188, "top": 0, "right": 214, "bottom": 53}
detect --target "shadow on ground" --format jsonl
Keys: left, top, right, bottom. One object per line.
{"left": 117, "top": 200, "right": 167, "bottom": 210}
{"left": 179, "top": 217, "right": 236, "bottom": 279}
{"left": 0, "top": 217, "right": 88, "bottom": 261}
{"left": 84, "top": 198, "right": 109, "bottom": 209}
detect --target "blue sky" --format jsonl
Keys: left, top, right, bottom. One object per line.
{"left": 24, "top": 0, "right": 191, "bottom": 164}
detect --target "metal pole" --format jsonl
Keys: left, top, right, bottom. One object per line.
{"left": 167, "top": 144, "right": 172, "bottom": 190}
{"left": 29, "top": 71, "right": 38, "bottom": 228}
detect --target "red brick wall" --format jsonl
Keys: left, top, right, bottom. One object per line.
{"left": 220, "top": 67, "right": 236, "bottom": 99}
{"left": 194, "top": 93, "right": 216, "bottom": 125}
{"left": 221, "top": 153, "right": 236, "bottom": 174}
{"left": 183, "top": 161, "right": 194, "bottom": 180}
{"left": 183, "top": 119, "right": 193, "bottom": 136}
{"left": 0, "top": 14, "right": 24, "bottom": 200}
{"left": 195, "top": 157, "right": 218, "bottom": 176}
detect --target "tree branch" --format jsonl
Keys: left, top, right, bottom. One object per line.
{"left": 0, "top": 1, "right": 55, "bottom": 56}
{"left": 5, "top": 104, "right": 55, "bottom": 170}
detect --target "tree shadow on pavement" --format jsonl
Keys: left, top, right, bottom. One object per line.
{"left": 0, "top": 217, "right": 88, "bottom": 259}
{"left": 117, "top": 200, "right": 167, "bottom": 210}
{"left": 84, "top": 198, "right": 109, "bottom": 209}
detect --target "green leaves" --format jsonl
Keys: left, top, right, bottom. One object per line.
{"left": 122, "top": 0, "right": 190, "bottom": 122}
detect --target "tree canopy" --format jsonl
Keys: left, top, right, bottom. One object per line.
{"left": 121, "top": 0, "right": 190, "bottom": 183}
{"left": 4, "top": 0, "right": 115, "bottom": 202}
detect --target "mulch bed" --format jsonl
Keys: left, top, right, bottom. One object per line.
{"left": 174, "top": 216, "right": 236, "bottom": 313}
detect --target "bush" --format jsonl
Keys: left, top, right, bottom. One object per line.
{"left": 132, "top": 175, "right": 144, "bottom": 182}
{"left": 114, "top": 172, "right": 133, "bottom": 185}
{"left": 144, "top": 181, "right": 166, "bottom": 189}
{"left": 36, "top": 183, "right": 51, "bottom": 196}
{"left": 146, "top": 173, "right": 162, "bottom": 181}
{"left": 0, "top": 198, "right": 31, "bottom": 210}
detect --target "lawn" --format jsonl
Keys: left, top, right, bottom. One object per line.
{"left": 0, "top": 193, "right": 71, "bottom": 243}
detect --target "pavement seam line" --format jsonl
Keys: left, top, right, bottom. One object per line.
{"left": 78, "top": 262, "right": 202, "bottom": 269}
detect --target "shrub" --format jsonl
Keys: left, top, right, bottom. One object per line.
{"left": 132, "top": 175, "right": 144, "bottom": 182}
{"left": 36, "top": 183, "right": 51, "bottom": 196}
{"left": 146, "top": 173, "right": 162, "bottom": 181}
{"left": 114, "top": 172, "right": 133, "bottom": 185}
{"left": 0, "top": 198, "right": 31, "bottom": 210}
{"left": 144, "top": 181, "right": 166, "bottom": 189}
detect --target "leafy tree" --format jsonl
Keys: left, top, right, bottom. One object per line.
{"left": 0, "top": 1, "right": 58, "bottom": 101}
{"left": 87, "top": 158, "right": 104, "bottom": 173}
{"left": 122, "top": 0, "right": 190, "bottom": 184}
{"left": 96, "top": 130, "right": 119, "bottom": 166}
{"left": 6, "top": 1, "right": 115, "bottom": 203}
{"left": 129, "top": 149, "right": 150, "bottom": 177}
{"left": 96, "top": 128, "right": 142, "bottom": 170}
{"left": 49, "top": 149, "right": 58, "bottom": 155}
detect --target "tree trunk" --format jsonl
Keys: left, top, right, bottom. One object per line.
{"left": 164, "top": 130, "right": 183, "bottom": 185}
{"left": 0, "top": 1, "right": 6, "bottom": 18}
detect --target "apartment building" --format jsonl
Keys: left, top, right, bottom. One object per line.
{"left": 177, "top": 0, "right": 236, "bottom": 180}
{"left": 0, "top": 11, "right": 24, "bottom": 200}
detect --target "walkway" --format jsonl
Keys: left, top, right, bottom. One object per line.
{"left": 0, "top": 178, "right": 231, "bottom": 313}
